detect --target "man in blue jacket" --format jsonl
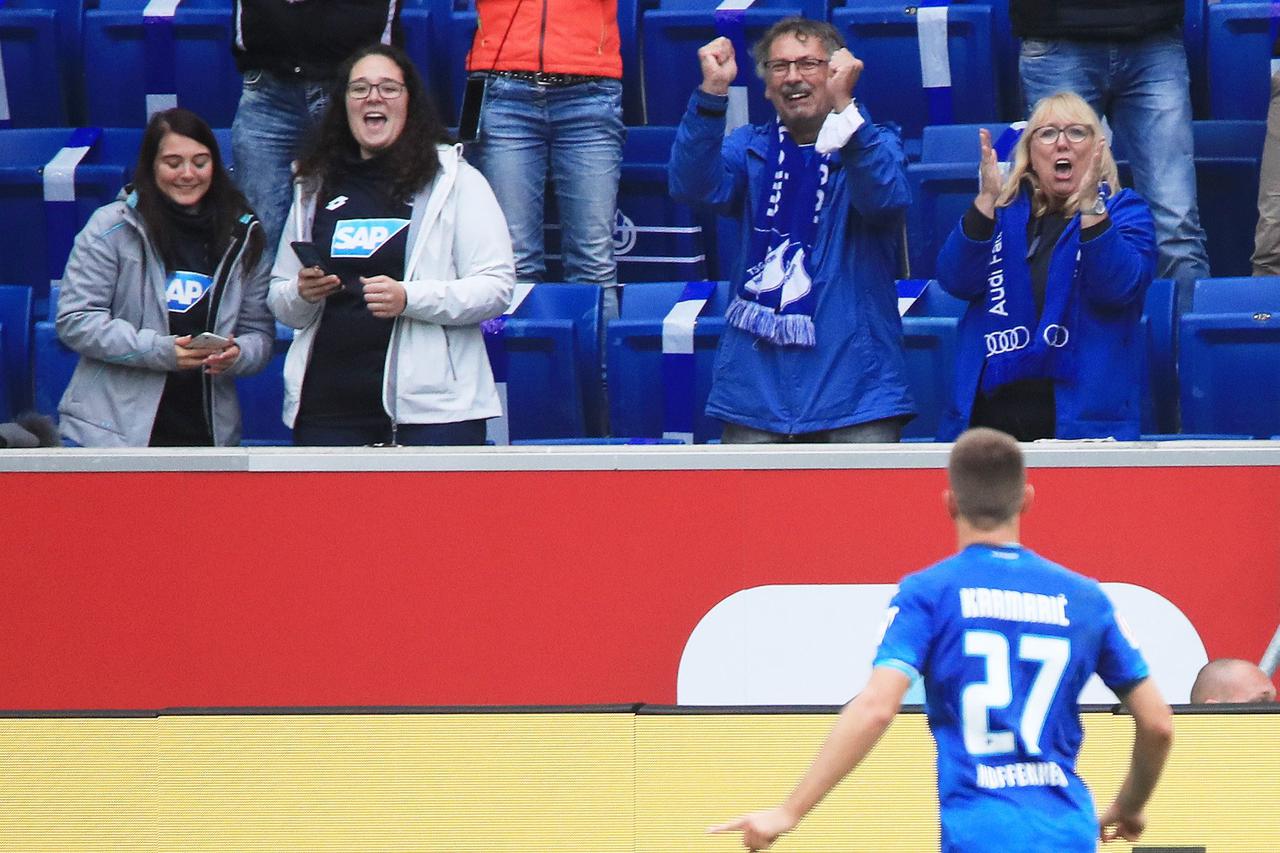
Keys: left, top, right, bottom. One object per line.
{"left": 669, "top": 17, "right": 915, "bottom": 443}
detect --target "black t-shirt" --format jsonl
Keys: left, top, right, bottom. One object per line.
{"left": 150, "top": 201, "right": 218, "bottom": 447}
{"left": 297, "top": 155, "right": 412, "bottom": 428}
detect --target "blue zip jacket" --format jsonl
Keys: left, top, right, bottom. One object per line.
{"left": 668, "top": 89, "right": 915, "bottom": 434}
{"left": 936, "top": 186, "right": 1156, "bottom": 440}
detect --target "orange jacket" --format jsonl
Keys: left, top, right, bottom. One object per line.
{"left": 467, "top": 0, "right": 622, "bottom": 78}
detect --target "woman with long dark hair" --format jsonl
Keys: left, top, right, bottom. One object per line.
{"left": 56, "top": 108, "right": 273, "bottom": 446}
{"left": 269, "top": 44, "right": 515, "bottom": 446}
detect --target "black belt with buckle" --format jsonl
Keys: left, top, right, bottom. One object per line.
{"left": 489, "top": 69, "right": 604, "bottom": 87}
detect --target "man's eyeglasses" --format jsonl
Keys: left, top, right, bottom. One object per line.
{"left": 347, "top": 80, "right": 407, "bottom": 100}
{"left": 762, "top": 57, "right": 829, "bottom": 77}
{"left": 1031, "top": 124, "right": 1092, "bottom": 145}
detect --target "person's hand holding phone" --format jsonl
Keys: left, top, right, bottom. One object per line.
{"left": 292, "top": 240, "right": 342, "bottom": 303}
{"left": 173, "top": 335, "right": 209, "bottom": 370}
{"left": 174, "top": 333, "right": 240, "bottom": 373}
{"left": 298, "top": 265, "right": 342, "bottom": 303}
{"left": 201, "top": 335, "right": 241, "bottom": 375}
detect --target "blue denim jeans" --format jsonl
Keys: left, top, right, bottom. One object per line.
{"left": 469, "top": 75, "right": 625, "bottom": 288}
{"left": 231, "top": 70, "right": 332, "bottom": 260}
{"left": 1020, "top": 29, "right": 1209, "bottom": 296}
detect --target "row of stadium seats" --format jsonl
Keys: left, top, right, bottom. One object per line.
{"left": 0, "top": 119, "right": 1265, "bottom": 317}
{"left": 6, "top": 276, "right": 1279, "bottom": 443}
{"left": 0, "top": 0, "right": 1275, "bottom": 133}
{"left": 0, "top": 126, "right": 708, "bottom": 304}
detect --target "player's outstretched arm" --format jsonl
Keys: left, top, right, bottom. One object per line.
{"left": 1099, "top": 677, "right": 1174, "bottom": 843}
{"left": 709, "top": 667, "right": 910, "bottom": 850}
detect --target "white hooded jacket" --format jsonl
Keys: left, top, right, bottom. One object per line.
{"left": 268, "top": 144, "right": 515, "bottom": 429}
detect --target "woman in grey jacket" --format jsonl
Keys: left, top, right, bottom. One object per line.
{"left": 57, "top": 108, "right": 273, "bottom": 447}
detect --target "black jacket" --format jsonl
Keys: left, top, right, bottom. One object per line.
{"left": 232, "top": 0, "right": 403, "bottom": 80}
{"left": 1011, "top": 0, "right": 1182, "bottom": 41}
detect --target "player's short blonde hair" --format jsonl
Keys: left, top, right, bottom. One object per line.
{"left": 948, "top": 428, "right": 1026, "bottom": 529}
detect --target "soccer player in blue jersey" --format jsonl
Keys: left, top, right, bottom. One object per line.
{"left": 711, "top": 428, "right": 1173, "bottom": 852}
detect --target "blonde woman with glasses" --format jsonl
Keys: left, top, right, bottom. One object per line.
{"left": 935, "top": 91, "right": 1157, "bottom": 442}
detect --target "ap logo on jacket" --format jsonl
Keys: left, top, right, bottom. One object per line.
{"left": 330, "top": 219, "right": 410, "bottom": 258}
{"left": 165, "top": 271, "right": 214, "bottom": 313}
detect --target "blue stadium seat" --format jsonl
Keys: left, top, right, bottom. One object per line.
{"left": 400, "top": 0, "right": 448, "bottom": 112}
{"left": 905, "top": 122, "right": 1011, "bottom": 278}
{"left": 832, "top": 3, "right": 997, "bottom": 140}
{"left": 904, "top": 162, "right": 976, "bottom": 280}
{"left": 641, "top": 0, "right": 823, "bottom": 126}
{"left": 1178, "top": 276, "right": 1280, "bottom": 436}
{"left": 1140, "top": 278, "right": 1177, "bottom": 435}
{"left": 235, "top": 323, "right": 293, "bottom": 446}
{"left": 0, "top": 129, "right": 131, "bottom": 298}
{"left": 615, "top": 126, "right": 711, "bottom": 283}
{"left": 32, "top": 319, "right": 74, "bottom": 417}
{"left": 500, "top": 283, "right": 605, "bottom": 440}
{"left": 1190, "top": 120, "right": 1265, "bottom": 278}
{"left": 81, "top": 0, "right": 241, "bottom": 127}
{"left": 545, "top": 126, "right": 711, "bottom": 283}
{"left": 900, "top": 279, "right": 965, "bottom": 440}
{"left": 0, "top": 128, "right": 233, "bottom": 304}
{"left": 0, "top": 2, "right": 68, "bottom": 126}
{"left": 0, "top": 284, "right": 34, "bottom": 419}
{"left": 606, "top": 279, "right": 730, "bottom": 443}
{"left": 1206, "top": 2, "right": 1273, "bottom": 120}
{"left": 402, "top": 0, "right": 474, "bottom": 125}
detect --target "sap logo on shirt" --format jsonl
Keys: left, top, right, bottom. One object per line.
{"left": 330, "top": 219, "right": 410, "bottom": 259}
{"left": 165, "top": 271, "right": 214, "bottom": 313}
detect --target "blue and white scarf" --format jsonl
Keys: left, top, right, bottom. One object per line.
{"left": 979, "top": 189, "right": 1082, "bottom": 392}
{"left": 726, "top": 121, "right": 832, "bottom": 348}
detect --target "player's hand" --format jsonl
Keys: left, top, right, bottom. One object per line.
{"left": 1099, "top": 801, "right": 1147, "bottom": 843}
{"left": 976, "top": 128, "right": 1003, "bottom": 217}
{"left": 826, "top": 47, "right": 862, "bottom": 112}
{"left": 708, "top": 806, "right": 798, "bottom": 851}
{"left": 297, "top": 265, "right": 341, "bottom": 303}
{"left": 698, "top": 36, "right": 738, "bottom": 96}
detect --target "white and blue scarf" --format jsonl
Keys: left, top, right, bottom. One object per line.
{"left": 726, "top": 121, "right": 832, "bottom": 348}
{"left": 979, "top": 190, "right": 1082, "bottom": 392}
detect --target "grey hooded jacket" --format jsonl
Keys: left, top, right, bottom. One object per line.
{"left": 56, "top": 189, "right": 273, "bottom": 447}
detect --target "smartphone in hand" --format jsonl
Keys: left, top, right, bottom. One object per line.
{"left": 291, "top": 240, "right": 327, "bottom": 273}
{"left": 186, "top": 332, "right": 233, "bottom": 351}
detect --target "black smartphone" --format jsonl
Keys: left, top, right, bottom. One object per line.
{"left": 458, "top": 76, "right": 486, "bottom": 144}
{"left": 290, "top": 240, "right": 327, "bottom": 273}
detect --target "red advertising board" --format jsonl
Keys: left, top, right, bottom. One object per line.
{"left": 1, "top": 460, "right": 1277, "bottom": 709}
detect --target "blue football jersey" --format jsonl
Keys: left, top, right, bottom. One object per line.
{"left": 873, "top": 543, "right": 1149, "bottom": 853}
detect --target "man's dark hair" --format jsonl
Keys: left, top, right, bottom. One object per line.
{"left": 133, "top": 107, "right": 264, "bottom": 272}
{"left": 948, "top": 428, "right": 1026, "bottom": 529}
{"left": 296, "top": 43, "right": 451, "bottom": 205}
{"left": 751, "top": 17, "right": 845, "bottom": 79}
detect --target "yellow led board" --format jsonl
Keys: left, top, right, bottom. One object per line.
{"left": 0, "top": 709, "right": 1276, "bottom": 852}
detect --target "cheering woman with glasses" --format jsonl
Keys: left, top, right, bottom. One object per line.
{"left": 936, "top": 91, "right": 1157, "bottom": 441}
{"left": 268, "top": 44, "right": 514, "bottom": 446}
